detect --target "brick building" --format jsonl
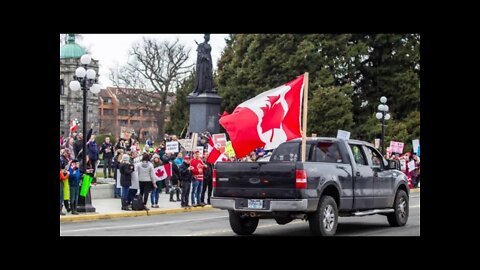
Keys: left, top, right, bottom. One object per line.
{"left": 98, "top": 87, "right": 175, "bottom": 141}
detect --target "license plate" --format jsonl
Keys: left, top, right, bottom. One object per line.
{"left": 248, "top": 199, "right": 264, "bottom": 209}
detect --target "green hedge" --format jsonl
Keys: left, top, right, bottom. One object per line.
{"left": 95, "top": 133, "right": 116, "bottom": 146}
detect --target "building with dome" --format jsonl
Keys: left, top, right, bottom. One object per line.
{"left": 60, "top": 34, "right": 100, "bottom": 136}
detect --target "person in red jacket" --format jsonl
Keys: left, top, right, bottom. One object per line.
{"left": 190, "top": 150, "right": 207, "bottom": 206}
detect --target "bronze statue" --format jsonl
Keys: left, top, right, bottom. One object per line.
{"left": 191, "top": 34, "right": 216, "bottom": 95}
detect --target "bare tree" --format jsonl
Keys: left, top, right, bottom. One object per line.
{"left": 110, "top": 37, "right": 192, "bottom": 140}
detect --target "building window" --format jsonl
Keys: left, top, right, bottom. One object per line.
{"left": 130, "top": 120, "right": 139, "bottom": 126}
{"left": 103, "top": 109, "right": 113, "bottom": 115}
{"left": 60, "top": 105, "right": 65, "bottom": 121}
{"left": 118, "top": 120, "right": 128, "bottom": 126}
{"left": 60, "top": 79, "right": 65, "bottom": 95}
{"left": 118, "top": 109, "right": 128, "bottom": 116}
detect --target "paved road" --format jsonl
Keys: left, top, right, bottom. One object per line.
{"left": 60, "top": 193, "right": 420, "bottom": 236}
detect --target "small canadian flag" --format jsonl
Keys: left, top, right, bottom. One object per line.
{"left": 70, "top": 119, "right": 79, "bottom": 132}
{"left": 206, "top": 137, "right": 229, "bottom": 164}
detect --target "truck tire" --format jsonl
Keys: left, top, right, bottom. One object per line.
{"left": 228, "top": 210, "right": 259, "bottom": 235}
{"left": 308, "top": 195, "right": 338, "bottom": 236}
{"left": 387, "top": 189, "right": 409, "bottom": 227}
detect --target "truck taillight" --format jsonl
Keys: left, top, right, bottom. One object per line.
{"left": 213, "top": 169, "right": 217, "bottom": 188}
{"left": 296, "top": 169, "right": 307, "bottom": 189}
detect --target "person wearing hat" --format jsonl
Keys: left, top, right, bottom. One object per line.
{"left": 190, "top": 151, "right": 207, "bottom": 207}
{"left": 119, "top": 154, "right": 135, "bottom": 211}
{"left": 179, "top": 155, "right": 194, "bottom": 207}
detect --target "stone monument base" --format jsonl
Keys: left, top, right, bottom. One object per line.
{"left": 187, "top": 92, "right": 222, "bottom": 134}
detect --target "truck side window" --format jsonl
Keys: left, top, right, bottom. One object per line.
{"left": 315, "top": 142, "right": 343, "bottom": 163}
{"left": 364, "top": 146, "right": 383, "bottom": 169}
{"left": 271, "top": 143, "right": 299, "bottom": 162}
{"left": 349, "top": 144, "right": 367, "bottom": 165}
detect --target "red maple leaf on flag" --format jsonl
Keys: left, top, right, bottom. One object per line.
{"left": 260, "top": 95, "right": 284, "bottom": 142}
{"left": 155, "top": 169, "right": 164, "bottom": 177}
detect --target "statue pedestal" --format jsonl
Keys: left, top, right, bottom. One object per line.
{"left": 187, "top": 92, "right": 222, "bottom": 134}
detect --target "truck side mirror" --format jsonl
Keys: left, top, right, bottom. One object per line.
{"left": 388, "top": 160, "right": 398, "bottom": 170}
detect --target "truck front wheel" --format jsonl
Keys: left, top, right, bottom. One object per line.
{"left": 308, "top": 195, "right": 338, "bottom": 236}
{"left": 228, "top": 210, "right": 259, "bottom": 235}
{"left": 387, "top": 189, "right": 409, "bottom": 227}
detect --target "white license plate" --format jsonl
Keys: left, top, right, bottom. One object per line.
{"left": 248, "top": 199, "right": 264, "bottom": 209}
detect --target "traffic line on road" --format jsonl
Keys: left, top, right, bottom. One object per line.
{"left": 61, "top": 215, "right": 228, "bottom": 234}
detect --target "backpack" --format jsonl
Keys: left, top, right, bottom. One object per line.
{"left": 131, "top": 194, "right": 145, "bottom": 211}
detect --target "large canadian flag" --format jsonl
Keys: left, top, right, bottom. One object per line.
{"left": 206, "top": 137, "right": 229, "bottom": 164}
{"left": 219, "top": 74, "right": 304, "bottom": 158}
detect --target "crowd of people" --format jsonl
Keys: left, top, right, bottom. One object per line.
{"left": 387, "top": 151, "right": 421, "bottom": 188}
{"left": 60, "top": 131, "right": 227, "bottom": 214}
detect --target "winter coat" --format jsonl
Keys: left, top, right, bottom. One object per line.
{"left": 179, "top": 162, "right": 194, "bottom": 182}
{"left": 68, "top": 166, "right": 82, "bottom": 187}
{"left": 191, "top": 158, "right": 206, "bottom": 179}
{"left": 119, "top": 163, "right": 135, "bottom": 187}
{"left": 136, "top": 161, "right": 155, "bottom": 183}
{"left": 203, "top": 162, "right": 213, "bottom": 183}
{"left": 100, "top": 142, "right": 114, "bottom": 159}
{"left": 171, "top": 163, "right": 180, "bottom": 185}
{"left": 87, "top": 141, "right": 99, "bottom": 161}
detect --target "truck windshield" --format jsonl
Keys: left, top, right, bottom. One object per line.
{"left": 271, "top": 143, "right": 299, "bottom": 162}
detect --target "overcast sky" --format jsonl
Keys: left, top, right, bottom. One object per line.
{"left": 68, "top": 34, "right": 229, "bottom": 87}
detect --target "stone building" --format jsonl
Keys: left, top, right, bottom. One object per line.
{"left": 60, "top": 34, "right": 100, "bottom": 136}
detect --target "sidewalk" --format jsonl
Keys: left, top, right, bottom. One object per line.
{"left": 60, "top": 186, "right": 214, "bottom": 223}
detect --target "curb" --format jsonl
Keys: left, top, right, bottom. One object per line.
{"left": 410, "top": 188, "right": 420, "bottom": 193}
{"left": 60, "top": 205, "right": 214, "bottom": 223}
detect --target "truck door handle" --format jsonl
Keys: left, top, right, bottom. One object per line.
{"left": 356, "top": 171, "right": 361, "bottom": 177}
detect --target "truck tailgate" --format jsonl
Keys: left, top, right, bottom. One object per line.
{"left": 214, "top": 162, "right": 298, "bottom": 199}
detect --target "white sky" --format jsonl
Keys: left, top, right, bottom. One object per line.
{"left": 68, "top": 34, "right": 229, "bottom": 87}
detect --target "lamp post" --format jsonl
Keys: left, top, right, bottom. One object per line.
{"left": 69, "top": 54, "right": 101, "bottom": 213}
{"left": 376, "top": 96, "right": 391, "bottom": 156}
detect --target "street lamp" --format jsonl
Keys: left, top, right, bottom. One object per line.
{"left": 376, "top": 96, "right": 391, "bottom": 155}
{"left": 69, "top": 54, "right": 101, "bottom": 213}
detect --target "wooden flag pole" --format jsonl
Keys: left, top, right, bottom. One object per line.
{"left": 301, "top": 72, "right": 309, "bottom": 162}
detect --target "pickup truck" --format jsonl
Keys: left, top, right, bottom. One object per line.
{"left": 211, "top": 137, "right": 409, "bottom": 236}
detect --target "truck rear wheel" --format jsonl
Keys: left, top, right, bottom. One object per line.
{"left": 309, "top": 195, "right": 338, "bottom": 236}
{"left": 228, "top": 210, "right": 259, "bottom": 235}
{"left": 387, "top": 189, "right": 409, "bottom": 227}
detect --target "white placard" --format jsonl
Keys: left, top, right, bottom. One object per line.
{"left": 408, "top": 160, "right": 416, "bottom": 172}
{"left": 374, "top": 138, "right": 380, "bottom": 149}
{"left": 166, "top": 141, "right": 179, "bottom": 153}
{"left": 179, "top": 139, "right": 193, "bottom": 151}
{"left": 412, "top": 139, "right": 420, "bottom": 154}
{"left": 336, "top": 130, "right": 351, "bottom": 140}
